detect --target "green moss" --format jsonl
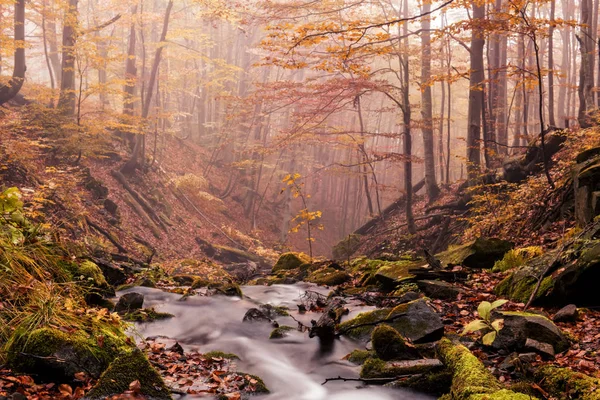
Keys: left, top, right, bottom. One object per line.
{"left": 437, "top": 338, "right": 538, "bottom": 400}
{"left": 269, "top": 325, "right": 295, "bottom": 339}
{"left": 272, "top": 252, "right": 310, "bottom": 273}
{"left": 360, "top": 358, "right": 388, "bottom": 378}
{"left": 235, "top": 372, "right": 269, "bottom": 394}
{"left": 347, "top": 350, "right": 374, "bottom": 365}
{"left": 495, "top": 273, "right": 553, "bottom": 304}
{"left": 371, "top": 324, "right": 412, "bottom": 361}
{"left": 78, "top": 261, "right": 109, "bottom": 287}
{"left": 306, "top": 268, "right": 351, "bottom": 286}
{"left": 203, "top": 351, "right": 240, "bottom": 360}
{"left": 338, "top": 308, "right": 391, "bottom": 341}
{"left": 7, "top": 327, "right": 126, "bottom": 380}
{"left": 86, "top": 348, "right": 171, "bottom": 399}
{"left": 534, "top": 365, "right": 600, "bottom": 400}
{"left": 122, "top": 308, "right": 174, "bottom": 322}
{"left": 214, "top": 283, "right": 243, "bottom": 297}
{"left": 332, "top": 234, "right": 362, "bottom": 260}
{"left": 191, "top": 278, "right": 210, "bottom": 289}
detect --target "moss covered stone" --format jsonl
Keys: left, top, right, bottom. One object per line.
{"left": 272, "top": 252, "right": 310, "bottom": 273}
{"left": 269, "top": 325, "right": 295, "bottom": 339}
{"left": 534, "top": 365, "right": 600, "bottom": 400}
{"left": 214, "top": 283, "right": 243, "bottom": 297}
{"left": 235, "top": 372, "right": 269, "bottom": 394}
{"left": 332, "top": 234, "right": 362, "bottom": 260}
{"left": 86, "top": 348, "right": 171, "bottom": 399}
{"left": 437, "top": 238, "right": 514, "bottom": 269}
{"left": 437, "top": 338, "right": 537, "bottom": 400}
{"left": 371, "top": 324, "right": 418, "bottom": 361}
{"left": 339, "top": 299, "right": 443, "bottom": 343}
{"left": 347, "top": 349, "right": 374, "bottom": 365}
{"left": 123, "top": 308, "right": 174, "bottom": 322}
{"left": 7, "top": 327, "right": 126, "bottom": 382}
{"left": 306, "top": 268, "right": 351, "bottom": 286}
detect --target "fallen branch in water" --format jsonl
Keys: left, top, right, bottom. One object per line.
{"left": 322, "top": 375, "right": 414, "bottom": 385}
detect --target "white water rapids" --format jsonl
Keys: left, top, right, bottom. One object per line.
{"left": 119, "top": 284, "right": 435, "bottom": 400}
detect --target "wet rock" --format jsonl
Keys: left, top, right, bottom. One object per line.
{"left": 269, "top": 326, "right": 295, "bottom": 339}
{"left": 371, "top": 324, "right": 419, "bottom": 361}
{"left": 492, "top": 311, "right": 569, "bottom": 355}
{"left": 417, "top": 280, "right": 461, "bottom": 300}
{"left": 115, "top": 292, "right": 144, "bottom": 313}
{"left": 339, "top": 299, "right": 443, "bottom": 343}
{"left": 243, "top": 304, "right": 287, "bottom": 323}
{"left": 385, "top": 369, "right": 452, "bottom": 396}
{"left": 306, "top": 267, "right": 351, "bottom": 286}
{"left": 172, "top": 274, "right": 198, "bottom": 286}
{"left": 553, "top": 304, "right": 578, "bottom": 323}
{"left": 168, "top": 342, "right": 184, "bottom": 355}
{"left": 243, "top": 308, "right": 271, "bottom": 322}
{"left": 437, "top": 238, "right": 514, "bottom": 269}
{"left": 223, "top": 262, "right": 258, "bottom": 281}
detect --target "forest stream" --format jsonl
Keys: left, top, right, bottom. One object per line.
{"left": 119, "top": 284, "right": 435, "bottom": 400}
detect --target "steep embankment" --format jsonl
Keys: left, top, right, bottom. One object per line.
{"left": 0, "top": 104, "right": 281, "bottom": 268}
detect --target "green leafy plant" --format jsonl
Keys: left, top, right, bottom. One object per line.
{"left": 462, "top": 299, "right": 508, "bottom": 345}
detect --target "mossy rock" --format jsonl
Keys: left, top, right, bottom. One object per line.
{"left": 272, "top": 252, "right": 310, "bottom": 273}
{"left": 71, "top": 260, "right": 114, "bottom": 297}
{"left": 306, "top": 268, "right": 351, "bottom": 286}
{"left": 371, "top": 324, "right": 419, "bottom": 361}
{"left": 172, "top": 274, "right": 199, "bottom": 286}
{"left": 437, "top": 338, "right": 537, "bottom": 400}
{"left": 6, "top": 327, "right": 126, "bottom": 382}
{"left": 339, "top": 299, "right": 443, "bottom": 343}
{"left": 234, "top": 372, "right": 269, "bottom": 394}
{"left": 360, "top": 358, "right": 443, "bottom": 379}
{"left": 534, "top": 365, "right": 600, "bottom": 400}
{"left": 492, "top": 311, "right": 569, "bottom": 354}
{"left": 438, "top": 238, "right": 514, "bottom": 269}
{"left": 269, "top": 325, "right": 295, "bottom": 339}
{"left": 332, "top": 234, "right": 362, "bottom": 260}
{"left": 347, "top": 349, "right": 374, "bottom": 365}
{"left": 86, "top": 347, "right": 171, "bottom": 399}
{"left": 374, "top": 260, "right": 419, "bottom": 288}
{"left": 123, "top": 308, "right": 174, "bottom": 322}
{"left": 203, "top": 351, "right": 240, "bottom": 360}
{"left": 385, "top": 369, "right": 452, "bottom": 396}
{"left": 213, "top": 283, "right": 243, "bottom": 297}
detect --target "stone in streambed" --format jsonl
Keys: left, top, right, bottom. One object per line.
{"left": 115, "top": 292, "right": 144, "bottom": 313}
{"left": 371, "top": 324, "right": 419, "bottom": 361}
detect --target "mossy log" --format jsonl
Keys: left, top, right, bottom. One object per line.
{"left": 534, "top": 365, "right": 600, "bottom": 400}
{"left": 437, "top": 338, "right": 538, "bottom": 400}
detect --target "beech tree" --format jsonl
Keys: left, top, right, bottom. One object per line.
{"left": 0, "top": 0, "right": 26, "bottom": 105}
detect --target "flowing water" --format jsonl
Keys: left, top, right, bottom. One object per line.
{"left": 119, "top": 284, "right": 435, "bottom": 400}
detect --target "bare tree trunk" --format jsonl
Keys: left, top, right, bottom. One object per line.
{"left": 558, "top": 0, "right": 571, "bottom": 128}
{"left": 122, "top": 0, "right": 174, "bottom": 175}
{"left": 57, "top": 0, "right": 78, "bottom": 115}
{"left": 402, "top": 0, "right": 415, "bottom": 233}
{"left": 420, "top": 2, "right": 439, "bottom": 200}
{"left": 0, "top": 0, "right": 26, "bottom": 105}
{"left": 578, "top": 0, "right": 595, "bottom": 127}
{"left": 547, "top": 0, "right": 556, "bottom": 127}
{"left": 467, "top": 1, "right": 485, "bottom": 182}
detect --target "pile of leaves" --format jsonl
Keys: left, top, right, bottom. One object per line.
{"left": 143, "top": 339, "right": 267, "bottom": 398}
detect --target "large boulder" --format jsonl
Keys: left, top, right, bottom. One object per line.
{"left": 437, "top": 238, "right": 514, "bottom": 269}
{"left": 492, "top": 311, "right": 569, "bottom": 355}
{"left": 6, "top": 328, "right": 124, "bottom": 382}
{"left": 496, "top": 226, "right": 600, "bottom": 306}
{"left": 86, "top": 348, "right": 171, "bottom": 399}
{"left": 338, "top": 299, "right": 443, "bottom": 343}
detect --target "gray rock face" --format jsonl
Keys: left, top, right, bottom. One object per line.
{"left": 553, "top": 304, "right": 578, "bottom": 323}
{"left": 417, "top": 280, "right": 461, "bottom": 300}
{"left": 115, "top": 292, "right": 144, "bottom": 313}
{"left": 492, "top": 311, "right": 569, "bottom": 356}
